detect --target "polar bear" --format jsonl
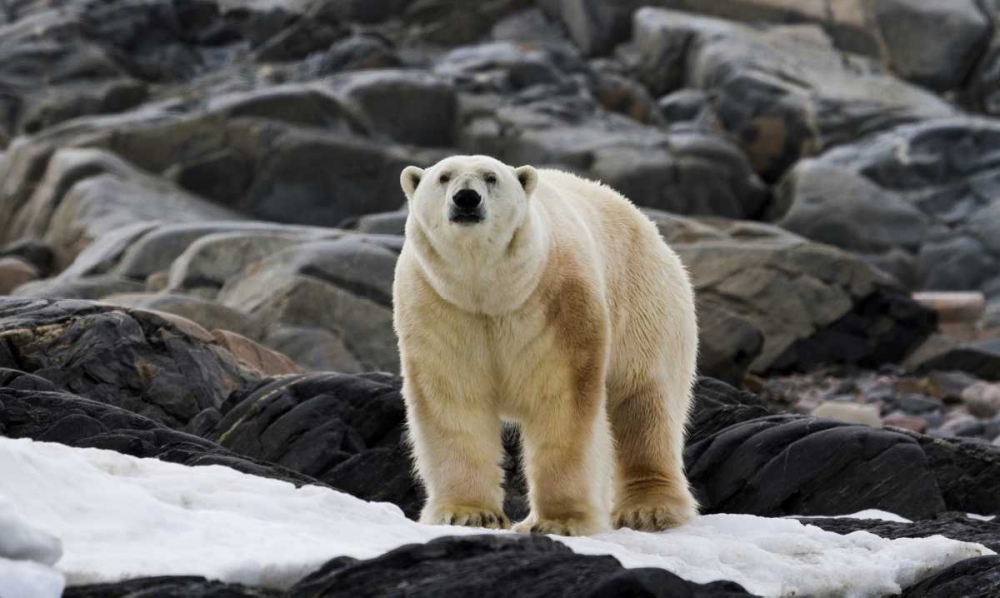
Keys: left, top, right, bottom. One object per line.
{"left": 393, "top": 155, "right": 698, "bottom": 536}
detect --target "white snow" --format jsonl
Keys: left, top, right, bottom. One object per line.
{"left": 0, "top": 496, "right": 65, "bottom": 598}
{"left": 968, "top": 513, "right": 997, "bottom": 522}
{"left": 0, "top": 437, "right": 992, "bottom": 598}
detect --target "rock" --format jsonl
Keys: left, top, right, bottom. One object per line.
{"left": 255, "top": 18, "right": 345, "bottom": 63}
{"left": 290, "top": 534, "right": 754, "bottom": 597}
{"left": 353, "top": 210, "right": 407, "bottom": 236}
{"left": 908, "top": 433, "right": 1000, "bottom": 517}
{"left": 12, "top": 275, "right": 146, "bottom": 300}
{"left": 0, "top": 298, "right": 258, "bottom": 428}
{"left": 316, "top": 34, "right": 402, "bottom": 74}
{"left": 633, "top": 8, "right": 953, "bottom": 181}
{"left": 812, "top": 402, "right": 882, "bottom": 427}
{"left": 113, "top": 223, "right": 329, "bottom": 283}
{"left": 535, "top": 0, "right": 637, "bottom": 56}
{"left": 0, "top": 240, "right": 54, "bottom": 278}
{"left": 218, "top": 237, "right": 399, "bottom": 372}
{"left": 436, "top": 41, "right": 770, "bottom": 220}
{"left": 0, "top": 381, "right": 322, "bottom": 489}
{"left": 687, "top": 377, "right": 773, "bottom": 444}
{"left": 693, "top": 296, "right": 764, "bottom": 386}
{"left": 894, "top": 395, "right": 945, "bottom": 416}
{"left": 686, "top": 414, "right": 948, "bottom": 519}
{"left": 883, "top": 415, "right": 929, "bottom": 434}
{"left": 916, "top": 340, "right": 1000, "bottom": 383}
{"left": 2, "top": 147, "right": 244, "bottom": 270}
{"left": 913, "top": 292, "right": 986, "bottom": 324}
{"left": 0, "top": 257, "right": 39, "bottom": 294}
{"left": 871, "top": 0, "right": 991, "bottom": 92}
{"left": 206, "top": 372, "right": 419, "bottom": 516}
{"left": 210, "top": 329, "right": 302, "bottom": 377}
{"left": 802, "top": 512, "right": 1000, "bottom": 553}
{"left": 962, "top": 383, "right": 1000, "bottom": 419}
{"left": 66, "top": 535, "right": 753, "bottom": 598}
{"left": 261, "top": 326, "right": 364, "bottom": 374}
{"left": 775, "top": 118, "right": 1000, "bottom": 308}
{"left": 902, "top": 556, "right": 1000, "bottom": 598}
{"left": 99, "top": 293, "right": 264, "bottom": 340}
{"left": 651, "top": 212, "right": 937, "bottom": 376}
{"left": 331, "top": 69, "right": 458, "bottom": 146}
{"left": 64, "top": 577, "right": 279, "bottom": 598}
{"left": 165, "top": 231, "right": 317, "bottom": 293}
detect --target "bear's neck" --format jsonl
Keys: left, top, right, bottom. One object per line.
{"left": 412, "top": 204, "right": 550, "bottom": 316}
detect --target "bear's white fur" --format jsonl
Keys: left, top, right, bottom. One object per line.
{"left": 393, "top": 155, "right": 698, "bottom": 536}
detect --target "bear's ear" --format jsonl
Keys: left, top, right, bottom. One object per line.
{"left": 400, "top": 166, "right": 425, "bottom": 200}
{"left": 514, "top": 165, "right": 538, "bottom": 197}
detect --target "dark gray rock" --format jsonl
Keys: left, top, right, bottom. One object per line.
{"left": 290, "top": 534, "right": 755, "bottom": 598}
{"left": 652, "top": 213, "right": 937, "bottom": 377}
{"left": 0, "top": 381, "right": 321, "bottom": 489}
{"left": 902, "top": 556, "right": 1000, "bottom": 597}
{"left": 686, "top": 414, "right": 948, "bottom": 520}
{"left": 776, "top": 118, "right": 1000, "bottom": 307}
{"left": 872, "top": 0, "right": 991, "bottom": 92}
{"left": 633, "top": 8, "right": 954, "bottom": 181}
{"left": 435, "top": 41, "right": 770, "bottom": 220}
{"left": 0, "top": 298, "right": 258, "bottom": 428}
{"left": 801, "top": 512, "right": 1000, "bottom": 553}
{"left": 64, "top": 535, "right": 754, "bottom": 598}
{"left": 206, "top": 372, "right": 420, "bottom": 516}
{"left": 908, "top": 432, "right": 1000, "bottom": 517}
{"left": 64, "top": 576, "right": 279, "bottom": 598}
{"left": 915, "top": 340, "right": 1000, "bottom": 383}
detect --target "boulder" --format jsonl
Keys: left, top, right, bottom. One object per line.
{"left": 436, "top": 41, "right": 770, "bottom": 220}
{"left": 218, "top": 237, "right": 399, "bottom": 372}
{"left": 802, "top": 513, "right": 1000, "bottom": 553}
{"left": 902, "top": 556, "right": 1000, "bottom": 598}
{"left": 0, "top": 378, "right": 322, "bottom": 488}
{"left": 0, "top": 257, "right": 39, "bottom": 295}
{"left": 289, "top": 535, "right": 753, "bottom": 597}
{"left": 686, "top": 413, "right": 948, "bottom": 520}
{"left": 871, "top": 0, "right": 991, "bottom": 92}
{"left": 205, "top": 372, "right": 419, "bottom": 516}
{"left": 1, "top": 147, "right": 243, "bottom": 270}
{"left": 0, "top": 298, "right": 258, "bottom": 428}
{"left": 650, "top": 212, "right": 936, "bottom": 377}
{"left": 632, "top": 8, "right": 953, "bottom": 181}
{"left": 913, "top": 340, "right": 1000, "bottom": 382}
{"left": 776, "top": 118, "right": 1000, "bottom": 307}
{"left": 99, "top": 293, "right": 264, "bottom": 341}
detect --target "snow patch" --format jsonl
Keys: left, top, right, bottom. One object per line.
{"left": 0, "top": 437, "right": 991, "bottom": 597}
{"left": 0, "top": 495, "right": 65, "bottom": 598}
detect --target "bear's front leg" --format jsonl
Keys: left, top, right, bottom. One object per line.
{"left": 405, "top": 378, "right": 509, "bottom": 530}
{"left": 513, "top": 384, "right": 614, "bottom": 537}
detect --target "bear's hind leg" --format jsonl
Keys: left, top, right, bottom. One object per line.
{"left": 610, "top": 379, "right": 697, "bottom": 531}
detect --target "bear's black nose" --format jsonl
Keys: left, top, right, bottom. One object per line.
{"left": 452, "top": 189, "right": 482, "bottom": 211}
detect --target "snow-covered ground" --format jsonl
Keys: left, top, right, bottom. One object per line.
{"left": 0, "top": 437, "right": 992, "bottom": 598}
{"left": 0, "top": 495, "right": 65, "bottom": 598}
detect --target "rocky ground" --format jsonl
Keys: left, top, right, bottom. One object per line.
{"left": 1, "top": 0, "right": 1000, "bottom": 595}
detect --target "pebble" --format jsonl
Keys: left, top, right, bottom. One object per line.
{"left": 881, "top": 414, "right": 928, "bottom": 434}
{"left": 812, "top": 402, "right": 882, "bottom": 427}
{"left": 962, "top": 382, "right": 1000, "bottom": 419}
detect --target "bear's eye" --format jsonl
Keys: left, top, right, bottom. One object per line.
{"left": 484, "top": 173, "right": 497, "bottom": 185}
{"left": 439, "top": 173, "right": 450, "bottom": 184}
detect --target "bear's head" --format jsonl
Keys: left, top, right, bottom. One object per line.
{"left": 400, "top": 155, "right": 538, "bottom": 245}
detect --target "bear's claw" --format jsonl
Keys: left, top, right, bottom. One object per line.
{"left": 423, "top": 505, "right": 510, "bottom": 530}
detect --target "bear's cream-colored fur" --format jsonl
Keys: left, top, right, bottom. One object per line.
{"left": 393, "top": 155, "right": 698, "bottom": 536}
